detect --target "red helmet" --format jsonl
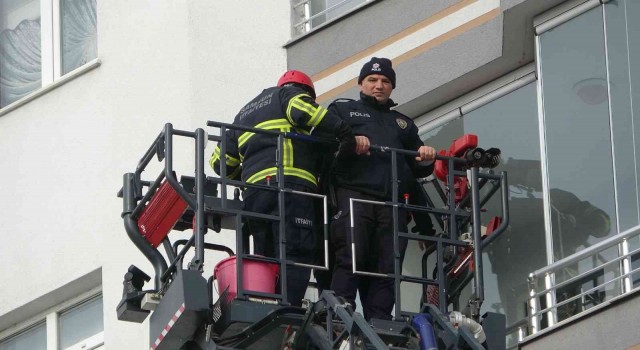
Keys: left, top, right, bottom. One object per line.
{"left": 277, "top": 70, "right": 315, "bottom": 96}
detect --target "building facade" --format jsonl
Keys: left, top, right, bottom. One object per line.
{"left": 1, "top": 0, "right": 639, "bottom": 349}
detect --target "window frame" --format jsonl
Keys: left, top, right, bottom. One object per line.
{"left": 0, "top": 0, "right": 100, "bottom": 116}
{"left": 0, "top": 288, "right": 103, "bottom": 350}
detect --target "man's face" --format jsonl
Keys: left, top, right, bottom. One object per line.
{"left": 360, "top": 74, "right": 393, "bottom": 104}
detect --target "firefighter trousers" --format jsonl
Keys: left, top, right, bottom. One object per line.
{"left": 243, "top": 184, "right": 317, "bottom": 307}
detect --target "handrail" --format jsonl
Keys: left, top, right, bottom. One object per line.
{"left": 526, "top": 223, "right": 640, "bottom": 337}
{"left": 339, "top": 141, "right": 509, "bottom": 318}
{"left": 529, "top": 224, "right": 640, "bottom": 280}
{"left": 290, "top": 0, "right": 377, "bottom": 35}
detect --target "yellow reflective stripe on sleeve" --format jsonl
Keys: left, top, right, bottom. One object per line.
{"left": 245, "top": 167, "right": 317, "bottom": 186}
{"left": 293, "top": 127, "right": 311, "bottom": 135}
{"left": 286, "top": 94, "right": 315, "bottom": 126}
{"left": 238, "top": 119, "right": 291, "bottom": 148}
{"left": 307, "top": 106, "right": 327, "bottom": 127}
{"left": 209, "top": 152, "right": 219, "bottom": 169}
{"left": 238, "top": 132, "right": 255, "bottom": 149}
{"left": 212, "top": 147, "right": 240, "bottom": 167}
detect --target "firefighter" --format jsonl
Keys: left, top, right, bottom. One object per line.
{"left": 210, "top": 70, "right": 357, "bottom": 307}
{"left": 327, "top": 57, "right": 436, "bottom": 320}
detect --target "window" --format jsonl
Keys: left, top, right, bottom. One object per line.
{"left": 0, "top": 0, "right": 97, "bottom": 109}
{"left": 0, "top": 0, "right": 42, "bottom": 108}
{"left": 421, "top": 82, "right": 542, "bottom": 348}
{"left": 60, "top": 0, "right": 97, "bottom": 75}
{"left": 58, "top": 296, "right": 103, "bottom": 350}
{"left": 537, "top": 7, "right": 616, "bottom": 264}
{"left": 0, "top": 323, "right": 46, "bottom": 350}
{"left": 0, "top": 294, "right": 103, "bottom": 350}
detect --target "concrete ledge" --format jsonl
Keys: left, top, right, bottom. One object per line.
{"left": 520, "top": 287, "right": 640, "bottom": 350}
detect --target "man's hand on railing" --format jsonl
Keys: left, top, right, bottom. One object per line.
{"left": 355, "top": 135, "right": 371, "bottom": 155}
{"left": 416, "top": 145, "right": 436, "bottom": 163}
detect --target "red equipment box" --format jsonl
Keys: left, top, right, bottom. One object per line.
{"left": 137, "top": 180, "right": 188, "bottom": 247}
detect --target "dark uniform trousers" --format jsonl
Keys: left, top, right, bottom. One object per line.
{"left": 243, "top": 184, "right": 317, "bottom": 307}
{"left": 330, "top": 187, "right": 408, "bottom": 320}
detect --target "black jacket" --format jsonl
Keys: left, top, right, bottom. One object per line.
{"left": 329, "top": 93, "right": 432, "bottom": 199}
{"left": 210, "top": 85, "right": 345, "bottom": 189}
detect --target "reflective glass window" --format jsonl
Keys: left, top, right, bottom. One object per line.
{"left": 604, "top": 0, "right": 640, "bottom": 231}
{"left": 538, "top": 8, "right": 615, "bottom": 266}
{"left": 0, "top": 323, "right": 46, "bottom": 350}
{"left": 59, "top": 296, "right": 104, "bottom": 349}
{"left": 422, "top": 82, "right": 542, "bottom": 336}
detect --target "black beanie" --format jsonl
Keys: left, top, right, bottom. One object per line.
{"left": 358, "top": 57, "right": 396, "bottom": 88}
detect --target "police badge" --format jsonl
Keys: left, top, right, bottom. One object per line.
{"left": 396, "top": 118, "right": 407, "bottom": 129}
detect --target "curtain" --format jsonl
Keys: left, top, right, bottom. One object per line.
{"left": 0, "top": 18, "right": 41, "bottom": 108}
{"left": 62, "top": 0, "right": 97, "bottom": 75}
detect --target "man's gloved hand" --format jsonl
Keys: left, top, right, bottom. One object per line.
{"left": 334, "top": 121, "right": 356, "bottom": 156}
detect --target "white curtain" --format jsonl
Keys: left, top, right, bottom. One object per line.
{"left": 0, "top": 18, "right": 41, "bottom": 108}
{"left": 62, "top": 0, "right": 97, "bottom": 74}
{"left": 0, "top": 0, "right": 97, "bottom": 108}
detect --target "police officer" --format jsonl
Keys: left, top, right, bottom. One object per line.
{"left": 210, "top": 70, "right": 356, "bottom": 307}
{"left": 328, "top": 57, "right": 436, "bottom": 320}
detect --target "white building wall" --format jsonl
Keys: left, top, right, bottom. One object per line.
{"left": 0, "top": 1, "right": 289, "bottom": 348}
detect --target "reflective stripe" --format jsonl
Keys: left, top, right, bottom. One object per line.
{"left": 282, "top": 129, "right": 294, "bottom": 167}
{"left": 209, "top": 147, "right": 241, "bottom": 179}
{"left": 212, "top": 147, "right": 239, "bottom": 167}
{"left": 246, "top": 166, "right": 317, "bottom": 186}
{"left": 293, "top": 127, "right": 310, "bottom": 135}
{"left": 209, "top": 155, "right": 216, "bottom": 170}
{"left": 238, "top": 132, "right": 255, "bottom": 148}
{"left": 238, "top": 119, "right": 290, "bottom": 148}
{"left": 286, "top": 94, "right": 315, "bottom": 126}
{"left": 307, "top": 106, "right": 327, "bottom": 127}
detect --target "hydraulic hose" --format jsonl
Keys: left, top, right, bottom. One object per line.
{"left": 412, "top": 314, "right": 437, "bottom": 350}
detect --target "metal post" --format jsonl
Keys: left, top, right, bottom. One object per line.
{"left": 237, "top": 214, "right": 245, "bottom": 300}
{"left": 528, "top": 274, "right": 539, "bottom": 335}
{"left": 470, "top": 167, "right": 484, "bottom": 306}
{"left": 122, "top": 173, "right": 137, "bottom": 215}
{"left": 194, "top": 128, "right": 206, "bottom": 269}
{"left": 544, "top": 273, "right": 556, "bottom": 327}
{"left": 437, "top": 239, "right": 446, "bottom": 313}
{"left": 621, "top": 238, "right": 632, "bottom": 293}
{"left": 447, "top": 157, "right": 457, "bottom": 239}
{"left": 350, "top": 198, "right": 357, "bottom": 275}
{"left": 219, "top": 126, "right": 227, "bottom": 209}
{"left": 391, "top": 150, "right": 401, "bottom": 320}
{"left": 323, "top": 195, "right": 329, "bottom": 272}
{"left": 277, "top": 134, "right": 288, "bottom": 304}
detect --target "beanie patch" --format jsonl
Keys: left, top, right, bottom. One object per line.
{"left": 358, "top": 57, "right": 396, "bottom": 88}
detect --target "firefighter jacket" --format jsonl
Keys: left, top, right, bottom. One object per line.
{"left": 210, "top": 85, "right": 344, "bottom": 189}
{"left": 329, "top": 92, "right": 432, "bottom": 199}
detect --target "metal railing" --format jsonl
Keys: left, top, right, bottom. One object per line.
{"left": 291, "top": 0, "right": 374, "bottom": 36}
{"left": 526, "top": 224, "right": 640, "bottom": 337}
